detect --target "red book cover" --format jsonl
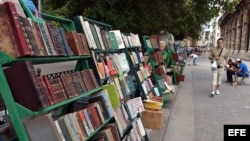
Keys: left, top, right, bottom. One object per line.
{"left": 0, "top": 4, "right": 19, "bottom": 57}
{"left": 4, "top": 61, "right": 49, "bottom": 111}
{"left": 4, "top": 2, "right": 31, "bottom": 56}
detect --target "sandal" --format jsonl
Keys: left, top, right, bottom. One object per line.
{"left": 232, "top": 82, "right": 237, "bottom": 86}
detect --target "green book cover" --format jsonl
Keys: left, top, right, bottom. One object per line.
{"left": 103, "top": 84, "right": 120, "bottom": 108}
{"left": 108, "top": 32, "right": 119, "bottom": 49}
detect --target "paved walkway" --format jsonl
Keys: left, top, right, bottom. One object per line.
{"left": 149, "top": 53, "right": 250, "bottom": 141}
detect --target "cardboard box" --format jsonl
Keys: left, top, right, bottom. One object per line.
{"left": 141, "top": 109, "right": 164, "bottom": 130}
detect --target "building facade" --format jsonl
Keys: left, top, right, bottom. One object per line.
{"left": 220, "top": 0, "right": 250, "bottom": 60}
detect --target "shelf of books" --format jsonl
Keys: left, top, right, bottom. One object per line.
{"left": 74, "top": 16, "right": 149, "bottom": 140}
{"left": 0, "top": 1, "right": 141, "bottom": 141}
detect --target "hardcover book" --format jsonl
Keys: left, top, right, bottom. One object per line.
{"left": 4, "top": 61, "right": 49, "bottom": 110}
{"left": 30, "top": 20, "right": 48, "bottom": 56}
{"left": 18, "top": 16, "right": 37, "bottom": 56}
{"left": 23, "top": 113, "right": 63, "bottom": 141}
{"left": 0, "top": 4, "right": 19, "bottom": 57}
{"left": 46, "top": 23, "right": 66, "bottom": 56}
{"left": 4, "top": 2, "right": 31, "bottom": 56}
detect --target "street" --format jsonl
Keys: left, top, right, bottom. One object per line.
{"left": 162, "top": 53, "right": 250, "bottom": 141}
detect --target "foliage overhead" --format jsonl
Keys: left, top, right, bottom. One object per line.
{"left": 37, "top": 0, "right": 239, "bottom": 40}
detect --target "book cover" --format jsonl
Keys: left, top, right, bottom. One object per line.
{"left": 77, "top": 110, "right": 93, "bottom": 136}
{"left": 57, "top": 117, "right": 73, "bottom": 141}
{"left": 89, "top": 23, "right": 102, "bottom": 49}
{"left": 0, "top": 4, "right": 19, "bottom": 57}
{"left": 58, "top": 27, "right": 72, "bottom": 56}
{"left": 29, "top": 19, "right": 48, "bottom": 56}
{"left": 38, "top": 22, "right": 56, "bottom": 56}
{"left": 4, "top": 2, "right": 31, "bottom": 56}
{"left": 4, "top": 61, "right": 49, "bottom": 110}
{"left": 78, "top": 33, "right": 90, "bottom": 55}
{"left": 18, "top": 16, "right": 37, "bottom": 56}
{"left": 109, "top": 30, "right": 125, "bottom": 49}
{"left": 46, "top": 23, "right": 66, "bottom": 56}
{"left": 108, "top": 32, "right": 119, "bottom": 49}
{"left": 72, "top": 111, "right": 87, "bottom": 139}
{"left": 62, "top": 114, "right": 79, "bottom": 141}
{"left": 103, "top": 84, "right": 120, "bottom": 108}
{"left": 23, "top": 113, "right": 63, "bottom": 141}
{"left": 89, "top": 91, "right": 114, "bottom": 119}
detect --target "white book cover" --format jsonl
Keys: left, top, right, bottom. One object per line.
{"left": 94, "top": 24, "right": 106, "bottom": 50}
{"left": 79, "top": 16, "right": 94, "bottom": 49}
{"left": 130, "top": 33, "right": 141, "bottom": 47}
{"left": 84, "top": 21, "right": 97, "bottom": 49}
{"left": 110, "top": 30, "right": 125, "bottom": 49}
{"left": 118, "top": 53, "right": 130, "bottom": 72}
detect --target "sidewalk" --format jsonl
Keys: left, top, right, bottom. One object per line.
{"left": 147, "top": 54, "right": 250, "bottom": 140}
{"left": 147, "top": 60, "right": 194, "bottom": 141}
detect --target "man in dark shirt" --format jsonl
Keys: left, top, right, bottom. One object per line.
{"left": 225, "top": 58, "right": 238, "bottom": 83}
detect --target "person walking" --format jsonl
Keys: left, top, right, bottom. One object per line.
{"left": 208, "top": 38, "right": 229, "bottom": 97}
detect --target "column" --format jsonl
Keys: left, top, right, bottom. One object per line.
{"left": 240, "top": 8, "right": 249, "bottom": 52}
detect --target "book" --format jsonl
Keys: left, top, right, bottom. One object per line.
{"left": 65, "top": 31, "right": 83, "bottom": 56}
{"left": 29, "top": 19, "right": 48, "bottom": 56}
{"left": 4, "top": 61, "right": 49, "bottom": 111}
{"left": 58, "top": 27, "right": 72, "bottom": 56}
{"left": 23, "top": 113, "right": 63, "bottom": 141}
{"left": 62, "top": 114, "right": 79, "bottom": 141}
{"left": 4, "top": 2, "right": 31, "bottom": 56}
{"left": 53, "top": 119, "right": 66, "bottom": 141}
{"left": 38, "top": 22, "right": 57, "bottom": 56}
{"left": 89, "top": 90, "right": 114, "bottom": 119}
{"left": 126, "top": 97, "right": 145, "bottom": 119}
{"left": 18, "top": 16, "right": 37, "bottom": 56}
{"left": 77, "top": 109, "right": 94, "bottom": 136}
{"left": 103, "top": 84, "right": 120, "bottom": 108}
{"left": 89, "top": 23, "right": 102, "bottom": 49}
{"left": 109, "top": 30, "right": 125, "bottom": 49}
{"left": 0, "top": 4, "right": 19, "bottom": 57}
{"left": 57, "top": 117, "right": 73, "bottom": 141}
{"left": 46, "top": 23, "right": 66, "bottom": 56}
{"left": 108, "top": 32, "right": 119, "bottom": 49}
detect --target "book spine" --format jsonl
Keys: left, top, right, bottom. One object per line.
{"left": 68, "top": 73, "right": 79, "bottom": 97}
{"left": 19, "top": 16, "right": 40, "bottom": 56}
{"left": 42, "top": 75, "right": 56, "bottom": 105}
{"left": 0, "top": 4, "right": 19, "bottom": 57}
{"left": 59, "top": 74, "right": 72, "bottom": 99}
{"left": 38, "top": 22, "right": 54, "bottom": 55}
{"left": 18, "top": 16, "right": 35, "bottom": 56}
{"left": 71, "top": 72, "right": 84, "bottom": 95}
{"left": 88, "top": 69, "right": 99, "bottom": 88}
{"left": 31, "top": 21, "right": 48, "bottom": 56}
{"left": 37, "top": 76, "right": 52, "bottom": 106}
{"left": 75, "top": 71, "right": 87, "bottom": 93}
{"left": 4, "top": 2, "right": 31, "bottom": 56}
{"left": 58, "top": 27, "right": 72, "bottom": 56}
{"left": 76, "top": 33, "right": 86, "bottom": 55}
{"left": 65, "top": 31, "right": 81, "bottom": 55}
{"left": 77, "top": 110, "right": 93, "bottom": 136}
{"left": 25, "top": 61, "right": 50, "bottom": 108}
{"left": 79, "top": 33, "right": 90, "bottom": 55}
{"left": 46, "top": 23, "right": 66, "bottom": 56}
{"left": 83, "top": 108, "right": 95, "bottom": 131}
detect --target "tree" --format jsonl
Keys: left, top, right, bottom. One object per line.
{"left": 38, "top": 0, "right": 239, "bottom": 40}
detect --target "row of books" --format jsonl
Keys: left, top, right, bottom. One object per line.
{"left": 128, "top": 50, "right": 144, "bottom": 65}
{"left": 23, "top": 91, "right": 115, "bottom": 141}
{"left": 74, "top": 16, "right": 142, "bottom": 50}
{"left": 4, "top": 61, "right": 99, "bottom": 111}
{"left": 0, "top": 2, "right": 92, "bottom": 57}
{"left": 94, "top": 52, "right": 130, "bottom": 79}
